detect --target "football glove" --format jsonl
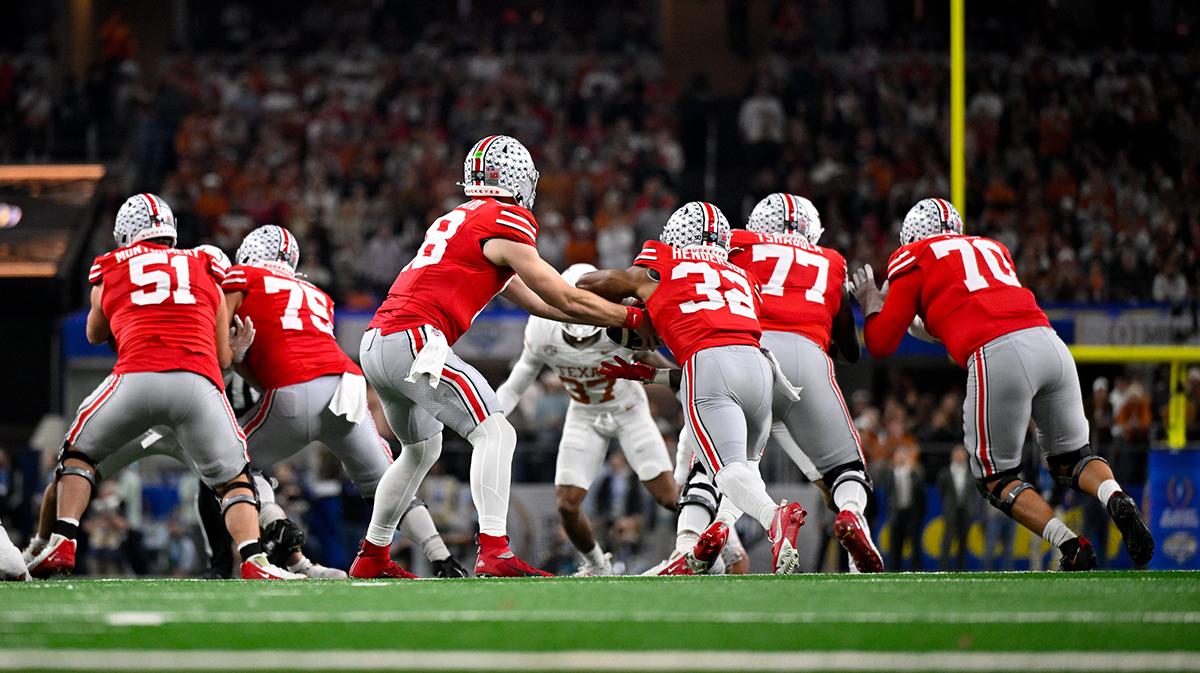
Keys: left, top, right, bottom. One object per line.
{"left": 230, "top": 315, "right": 255, "bottom": 363}
{"left": 849, "top": 265, "right": 886, "bottom": 317}
{"left": 599, "top": 356, "right": 671, "bottom": 385}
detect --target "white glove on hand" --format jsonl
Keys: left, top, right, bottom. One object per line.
{"left": 907, "top": 316, "right": 941, "bottom": 344}
{"left": 230, "top": 315, "right": 255, "bottom": 364}
{"left": 849, "top": 265, "right": 886, "bottom": 317}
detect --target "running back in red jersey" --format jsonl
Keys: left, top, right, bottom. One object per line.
{"left": 882, "top": 233, "right": 1049, "bottom": 367}
{"left": 633, "top": 240, "right": 762, "bottom": 364}
{"left": 89, "top": 242, "right": 227, "bottom": 388}
{"left": 728, "top": 229, "right": 847, "bottom": 349}
{"left": 222, "top": 264, "right": 361, "bottom": 391}
{"left": 369, "top": 198, "right": 539, "bottom": 344}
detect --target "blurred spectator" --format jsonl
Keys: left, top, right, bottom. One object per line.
{"left": 936, "top": 445, "right": 975, "bottom": 572}
{"left": 882, "top": 444, "right": 926, "bottom": 572}
{"left": 589, "top": 452, "right": 646, "bottom": 571}
{"left": 84, "top": 480, "right": 130, "bottom": 577}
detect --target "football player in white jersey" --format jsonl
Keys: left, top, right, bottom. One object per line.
{"left": 496, "top": 264, "right": 679, "bottom": 575}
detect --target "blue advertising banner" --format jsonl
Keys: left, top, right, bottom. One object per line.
{"left": 1147, "top": 449, "right": 1200, "bottom": 570}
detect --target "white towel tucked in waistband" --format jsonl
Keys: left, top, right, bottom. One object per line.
{"left": 405, "top": 326, "right": 450, "bottom": 389}
{"left": 328, "top": 372, "right": 368, "bottom": 424}
{"left": 762, "top": 348, "right": 803, "bottom": 402}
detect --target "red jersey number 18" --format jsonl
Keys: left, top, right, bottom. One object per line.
{"left": 407, "top": 210, "right": 467, "bottom": 270}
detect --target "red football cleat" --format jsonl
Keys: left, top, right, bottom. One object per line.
{"left": 349, "top": 540, "right": 418, "bottom": 579}
{"left": 834, "top": 510, "right": 884, "bottom": 573}
{"left": 475, "top": 534, "right": 552, "bottom": 577}
{"left": 658, "top": 521, "right": 729, "bottom": 576}
{"left": 769, "top": 500, "right": 806, "bottom": 575}
{"left": 28, "top": 534, "right": 75, "bottom": 579}
{"left": 240, "top": 555, "right": 307, "bottom": 580}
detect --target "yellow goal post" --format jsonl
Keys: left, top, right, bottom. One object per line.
{"left": 1068, "top": 345, "right": 1200, "bottom": 449}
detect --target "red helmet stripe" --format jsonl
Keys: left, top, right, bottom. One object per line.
{"left": 701, "top": 202, "right": 716, "bottom": 238}
{"left": 277, "top": 226, "right": 288, "bottom": 256}
{"left": 141, "top": 193, "right": 159, "bottom": 219}
{"left": 474, "top": 136, "right": 500, "bottom": 174}
{"left": 782, "top": 194, "right": 794, "bottom": 223}
{"left": 934, "top": 198, "right": 950, "bottom": 226}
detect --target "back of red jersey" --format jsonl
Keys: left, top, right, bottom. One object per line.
{"left": 91, "top": 243, "right": 225, "bottom": 388}
{"left": 223, "top": 264, "right": 360, "bottom": 390}
{"left": 369, "top": 198, "right": 538, "bottom": 344}
{"left": 729, "top": 230, "right": 846, "bottom": 349}
{"left": 886, "top": 233, "right": 1050, "bottom": 367}
{"left": 635, "top": 241, "right": 762, "bottom": 363}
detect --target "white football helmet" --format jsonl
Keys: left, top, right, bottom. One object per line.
{"left": 747, "top": 193, "right": 823, "bottom": 245}
{"left": 194, "top": 244, "right": 231, "bottom": 271}
{"left": 900, "top": 198, "right": 964, "bottom": 246}
{"left": 559, "top": 263, "right": 601, "bottom": 340}
{"left": 114, "top": 193, "right": 177, "bottom": 248}
{"left": 661, "top": 202, "right": 731, "bottom": 251}
{"left": 236, "top": 225, "right": 300, "bottom": 273}
{"left": 459, "top": 135, "right": 539, "bottom": 209}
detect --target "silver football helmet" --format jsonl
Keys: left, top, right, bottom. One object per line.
{"left": 661, "top": 201, "right": 731, "bottom": 251}
{"left": 236, "top": 225, "right": 300, "bottom": 273}
{"left": 558, "top": 263, "right": 602, "bottom": 340}
{"left": 460, "top": 135, "right": 539, "bottom": 209}
{"left": 114, "top": 193, "right": 177, "bottom": 248}
{"left": 900, "top": 198, "right": 964, "bottom": 246}
{"left": 746, "top": 193, "right": 824, "bottom": 245}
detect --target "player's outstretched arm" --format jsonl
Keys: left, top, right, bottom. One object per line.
{"left": 830, "top": 287, "right": 861, "bottom": 363}
{"left": 854, "top": 266, "right": 922, "bottom": 359}
{"left": 85, "top": 284, "right": 112, "bottom": 345}
{"left": 485, "top": 239, "right": 637, "bottom": 329}
{"left": 499, "top": 274, "right": 574, "bottom": 322}
{"left": 496, "top": 344, "right": 544, "bottom": 415}
{"left": 575, "top": 266, "right": 658, "bottom": 303}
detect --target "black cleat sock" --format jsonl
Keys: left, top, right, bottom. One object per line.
{"left": 238, "top": 540, "right": 263, "bottom": 560}
{"left": 53, "top": 520, "right": 79, "bottom": 540}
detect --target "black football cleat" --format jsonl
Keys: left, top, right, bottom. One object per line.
{"left": 1058, "top": 536, "right": 1098, "bottom": 571}
{"left": 432, "top": 555, "right": 469, "bottom": 578}
{"left": 1107, "top": 492, "right": 1155, "bottom": 566}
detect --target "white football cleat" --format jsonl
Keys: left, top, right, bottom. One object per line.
{"left": 290, "top": 557, "right": 348, "bottom": 579}
{"left": 241, "top": 554, "right": 307, "bottom": 580}
{"left": 572, "top": 552, "right": 614, "bottom": 577}
{"left": 21, "top": 536, "right": 47, "bottom": 567}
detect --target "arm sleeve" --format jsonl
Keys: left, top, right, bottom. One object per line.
{"left": 496, "top": 340, "right": 544, "bottom": 415}
{"left": 863, "top": 267, "right": 923, "bottom": 359}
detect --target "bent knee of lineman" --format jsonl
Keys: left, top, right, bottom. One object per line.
{"left": 1046, "top": 445, "right": 1107, "bottom": 492}
{"left": 56, "top": 445, "right": 98, "bottom": 487}
{"left": 976, "top": 468, "right": 1035, "bottom": 519}
{"left": 216, "top": 467, "right": 260, "bottom": 515}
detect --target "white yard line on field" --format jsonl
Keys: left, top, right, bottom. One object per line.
{"left": 0, "top": 649, "right": 1198, "bottom": 672}
{"left": 0, "top": 609, "right": 1198, "bottom": 626}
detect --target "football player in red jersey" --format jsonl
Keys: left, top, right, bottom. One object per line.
{"left": 579, "top": 201, "right": 808, "bottom": 575}
{"left": 222, "top": 225, "right": 468, "bottom": 579}
{"left": 28, "top": 194, "right": 302, "bottom": 580}
{"left": 725, "top": 193, "right": 883, "bottom": 573}
{"left": 353, "top": 135, "right": 652, "bottom": 578}
{"left": 852, "top": 198, "right": 1154, "bottom": 569}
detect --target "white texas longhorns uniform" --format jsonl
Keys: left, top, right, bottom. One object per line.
{"left": 497, "top": 315, "right": 672, "bottom": 489}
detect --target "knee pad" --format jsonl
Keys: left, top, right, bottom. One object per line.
{"left": 55, "top": 448, "right": 97, "bottom": 487}
{"left": 1047, "top": 446, "right": 1107, "bottom": 492}
{"left": 252, "top": 472, "right": 277, "bottom": 507}
{"left": 467, "top": 414, "right": 514, "bottom": 451}
{"left": 823, "top": 461, "right": 872, "bottom": 493}
{"left": 678, "top": 461, "right": 720, "bottom": 520}
{"left": 216, "top": 466, "right": 260, "bottom": 515}
{"left": 403, "top": 434, "right": 444, "bottom": 466}
{"left": 261, "top": 518, "right": 305, "bottom": 567}
{"left": 398, "top": 497, "right": 428, "bottom": 525}
{"left": 976, "top": 468, "right": 1034, "bottom": 518}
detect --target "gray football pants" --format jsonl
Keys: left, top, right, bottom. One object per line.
{"left": 965, "top": 326, "right": 1090, "bottom": 480}
{"left": 239, "top": 374, "right": 394, "bottom": 500}
{"left": 760, "top": 331, "right": 866, "bottom": 477}
{"left": 680, "top": 345, "right": 774, "bottom": 474}
{"left": 359, "top": 327, "right": 502, "bottom": 444}
{"left": 67, "top": 371, "right": 247, "bottom": 487}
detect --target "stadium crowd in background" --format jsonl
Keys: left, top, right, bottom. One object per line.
{"left": 0, "top": 1, "right": 1195, "bottom": 575}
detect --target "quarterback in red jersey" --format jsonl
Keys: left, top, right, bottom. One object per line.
{"left": 727, "top": 193, "right": 882, "bottom": 573}
{"left": 853, "top": 197, "right": 1154, "bottom": 569}
{"left": 579, "top": 201, "right": 807, "bottom": 575}
{"left": 29, "top": 194, "right": 300, "bottom": 580}
{"left": 354, "top": 135, "right": 650, "bottom": 578}
{"left": 223, "top": 225, "right": 468, "bottom": 579}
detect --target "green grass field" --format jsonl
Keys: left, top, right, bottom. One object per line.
{"left": 1, "top": 572, "right": 1198, "bottom": 671}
